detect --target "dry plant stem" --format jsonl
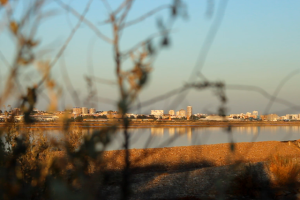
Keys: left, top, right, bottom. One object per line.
{"left": 110, "top": 5, "right": 131, "bottom": 199}
{"left": 226, "top": 84, "right": 299, "bottom": 110}
{"left": 60, "top": 57, "right": 80, "bottom": 106}
{"left": 37, "top": 0, "right": 93, "bottom": 89}
{"left": 54, "top": 0, "right": 112, "bottom": 43}
{"left": 122, "top": 125, "right": 130, "bottom": 200}
{"left": 0, "top": 45, "right": 22, "bottom": 107}
{"left": 119, "top": 0, "right": 134, "bottom": 25}
{"left": 92, "top": 76, "right": 116, "bottom": 85}
{"left": 122, "top": 29, "right": 175, "bottom": 59}
{"left": 100, "top": 0, "right": 112, "bottom": 13}
{"left": 263, "top": 69, "right": 300, "bottom": 115}
{"left": 167, "top": 0, "right": 229, "bottom": 112}
{"left": 121, "top": 5, "right": 170, "bottom": 29}
{"left": 113, "top": 0, "right": 129, "bottom": 16}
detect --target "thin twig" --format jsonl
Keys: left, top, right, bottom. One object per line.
{"left": 119, "top": 0, "right": 134, "bottom": 25}
{"left": 100, "top": 0, "right": 112, "bottom": 13}
{"left": 92, "top": 76, "right": 117, "bottom": 85}
{"left": 54, "top": 0, "right": 112, "bottom": 43}
{"left": 113, "top": 0, "right": 129, "bottom": 16}
{"left": 263, "top": 69, "right": 300, "bottom": 115}
{"left": 167, "top": 0, "right": 229, "bottom": 112}
{"left": 226, "top": 84, "right": 299, "bottom": 111}
{"left": 0, "top": 50, "right": 10, "bottom": 68}
{"left": 60, "top": 56, "right": 81, "bottom": 106}
{"left": 37, "top": 0, "right": 94, "bottom": 88}
{"left": 122, "top": 29, "right": 176, "bottom": 59}
{"left": 121, "top": 5, "right": 170, "bottom": 29}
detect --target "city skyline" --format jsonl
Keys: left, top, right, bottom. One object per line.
{"left": 1, "top": 1, "right": 300, "bottom": 114}
{"left": 2, "top": 104, "right": 300, "bottom": 122}
{"left": 1, "top": 1, "right": 300, "bottom": 198}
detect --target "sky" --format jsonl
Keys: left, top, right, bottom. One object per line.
{"left": 1, "top": 0, "right": 300, "bottom": 115}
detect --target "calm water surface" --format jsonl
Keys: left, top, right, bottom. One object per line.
{"left": 46, "top": 126, "right": 300, "bottom": 150}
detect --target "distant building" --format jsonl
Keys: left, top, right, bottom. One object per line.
{"left": 268, "top": 114, "right": 279, "bottom": 121}
{"left": 253, "top": 111, "right": 258, "bottom": 116}
{"left": 169, "top": 110, "right": 175, "bottom": 115}
{"left": 179, "top": 109, "right": 186, "bottom": 118}
{"left": 187, "top": 106, "right": 192, "bottom": 120}
{"left": 204, "top": 115, "right": 229, "bottom": 121}
{"left": 73, "top": 107, "right": 81, "bottom": 114}
{"left": 286, "top": 114, "right": 298, "bottom": 120}
{"left": 82, "top": 107, "right": 88, "bottom": 114}
{"left": 176, "top": 111, "right": 179, "bottom": 116}
{"left": 89, "top": 108, "right": 96, "bottom": 114}
{"left": 151, "top": 110, "right": 164, "bottom": 118}
{"left": 261, "top": 114, "right": 280, "bottom": 121}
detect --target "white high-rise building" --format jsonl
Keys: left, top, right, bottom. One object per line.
{"left": 253, "top": 111, "right": 258, "bottom": 117}
{"left": 73, "top": 107, "right": 81, "bottom": 114}
{"left": 82, "top": 107, "right": 88, "bottom": 114}
{"left": 89, "top": 108, "right": 96, "bottom": 114}
{"left": 179, "top": 109, "right": 186, "bottom": 118}
{"left": 151, "top": 110, "right": 164, "bottom": 118}
{"left": 187, "top": 106, "right": 192, "bottom": 119}
{"left": 169, "top": 110, "right": 175, "bottom": 115}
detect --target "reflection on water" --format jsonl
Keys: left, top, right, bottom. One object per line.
{"left": 151, "top": 128, "right": 164, "bottom": 135}
{"left": 6, "top": 126, "right": 300, "bottom": 150}
{"left": 151, "top": 127, "right": 193, "bottom": 142}
{"left": 169, "top": 128, "right": 175, "bottom": 135}
{"left": 112, "top": 126, "right": 300, "bottom": 150}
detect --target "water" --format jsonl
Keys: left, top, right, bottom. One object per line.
{"left": 4, "top": 126, "right": 300, "bottom": 150}
{"left": 42, "top": 126, "right": 300, "bottom": 150}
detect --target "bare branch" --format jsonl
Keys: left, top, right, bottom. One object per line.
{"left": 92, "top": 76, "right": 117, "bottom": 85}
{"left": 190, "top": 0, "right": 229, "bottom": 80}
{"left": 52, "top": 0, "right": 93, "bottom": 67}
{"left": 60, "top": 57, "right": 81, "bottom": 106}
{"left": 122, "top": 29, "right": 176, "bottom": 59}
{"left": 54, "top": 0, "right": 112, "bottom": 43}
{"left": 100, "top": 0, "right": 112, "bottom": 13}
{"left": 37, "top": 0, "right": 93, "bottom": 88}
{"left": 263, "top": 69, "right": 300, "bottom": 114}
{"left": 119, "top": 0, "right": 134, "bottom": 25}
{"left": 132, "top": 87, "right": 186, "bottom": 112}
{"left": 0, "top": 50, "right": 10, "bottom": 68}
{"left": 167, "top": 0, "right": 229, "bottom": 111}
{"left": 113, "top": 0, "right": 129, "bottom": 15}
{"left": 121, "top": 5, "right": 170, "bottom": 29}
{"left": 226, "top": 84, "right": 299, "bottom": 110}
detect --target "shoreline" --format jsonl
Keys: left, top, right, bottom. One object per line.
{"left": 50, "top": 140, "right": 300, "bottom": 200}
{"left": 2, "top": 121, "right": 300, "bottom": 129}
{"left": 89, "top": 140, "right": 300, "bottom": 173}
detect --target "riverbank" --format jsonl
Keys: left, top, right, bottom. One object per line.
{"left": 94, "top": 140, "right": 300, "bottom": 199}
{"left": 94, "top": 140, "right": 300, "bottom": 173}
{"left": 2, "top": 120, "right": 300, "bottom": 129}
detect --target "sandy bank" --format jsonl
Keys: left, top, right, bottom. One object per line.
{"left": 2, "top": 121, "right": 300, "bottom": 129}
{"left": 99, "top": 140, "right": 300, "bottom": 173}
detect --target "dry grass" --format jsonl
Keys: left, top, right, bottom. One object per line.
{"left": 228, "top": 163, "right": 272, "bottom": 198}
{"left": 268, "top": 154, "right": 300, "bottom": 188}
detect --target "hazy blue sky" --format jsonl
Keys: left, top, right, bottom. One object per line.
{"left": 1, "top": 0, "right": 300, "bottom": 115}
